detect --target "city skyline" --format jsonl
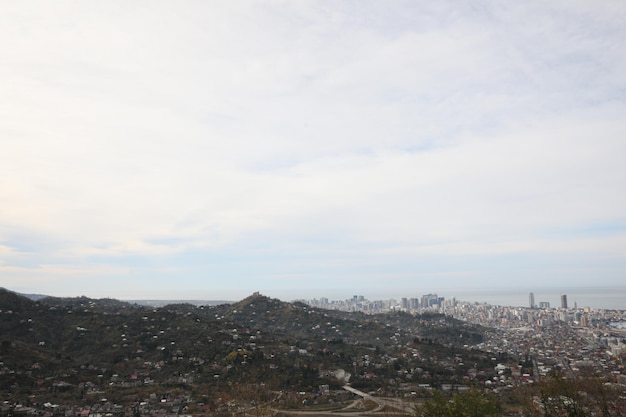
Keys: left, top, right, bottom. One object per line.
{"left": 2, "top": 2, "right": 626, "bottom": 302}
{"left": 5, "top": 285, "right": 624, "bottom": 312}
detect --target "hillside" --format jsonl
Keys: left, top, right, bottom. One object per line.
{"left": 1, "top": 288, "right": 496, "bottom": 413}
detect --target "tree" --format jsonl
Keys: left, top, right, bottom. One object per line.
{"left": 415, "top": 389, "right": 499, "bottom": 417}
{"left": 532, "top": 371, "right": 623, "bottom": 417}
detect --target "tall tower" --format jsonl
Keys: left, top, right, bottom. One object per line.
{"left": 529, "top": 292, "right": 535, "bottom": 309}
{"left": 561, "top": 294, "right": 568, "bottom": 309}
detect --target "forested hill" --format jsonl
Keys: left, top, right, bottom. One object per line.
{"left": 203, "top": 292, "right": 487, "bottom": 345}
{"left": 1, "top": 288, "right": 491, "bottom": 405}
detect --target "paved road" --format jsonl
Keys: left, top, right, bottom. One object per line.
{"left": 260, "top": 386, "right": 415, "bottom": 417}
{"left": 342, "top": 385, "right": 416, "bottom": 414}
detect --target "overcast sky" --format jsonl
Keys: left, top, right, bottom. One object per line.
{"left": 2, "top": 1, "right": 626, "bottom": 303}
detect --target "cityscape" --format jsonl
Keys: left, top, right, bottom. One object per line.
{"left": 300, "top": 291, "right": 625, "bottom": 322}
{"left": 1, "top": 287, "right": 625, "bottom": 417}
{"left": 302, "top": 292, "right": 626, "bottom": 386}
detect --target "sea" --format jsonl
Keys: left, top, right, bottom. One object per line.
{"left": 447, "top": 287, "right": 626, "bottom": 311}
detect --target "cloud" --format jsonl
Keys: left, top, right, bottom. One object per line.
{"left": 1, "top": 1, "right": 626, "bottom": 298}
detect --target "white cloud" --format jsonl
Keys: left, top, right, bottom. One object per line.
{"left": 1, "top": 1, "right": 625, "bottom": 298}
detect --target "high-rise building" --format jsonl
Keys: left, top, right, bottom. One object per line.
{"left": 561, "top": 294, "right": 568, "bottom": 309}
{"left": 421, "top": 293, "right": 439, "bottom": 308}
{"left": 529, "top": 292, "right": 535, "bottom": 309}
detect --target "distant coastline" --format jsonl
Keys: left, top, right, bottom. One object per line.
{"left": 445, "top": 287, "right": 626, "bottom": 311}
{"left": 14, "top": 286, "right": 625, "bottom": 311}
{"left": 126, "top": 299, "right": 235, "bottom": 307}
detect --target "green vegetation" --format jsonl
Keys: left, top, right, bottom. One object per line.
{"left": 416, "top": 389, "right": 499, "bottom": 417}
{"left": 1, "top": 288, "right": 625, "bottom": 416}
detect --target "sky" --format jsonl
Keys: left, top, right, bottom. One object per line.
{"left": 1, "top": 1, "right": 626, "bottom": 304}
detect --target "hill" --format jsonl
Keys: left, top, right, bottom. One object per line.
{"left": 1, "top": 288, "right": 495, "bottom": 413}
